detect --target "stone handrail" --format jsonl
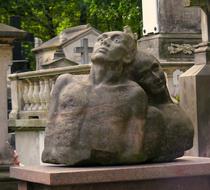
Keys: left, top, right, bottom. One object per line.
{"left": 9, "top": 64, "right": 91, "bottom": 120}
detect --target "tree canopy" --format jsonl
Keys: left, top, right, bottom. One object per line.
{"left": 0, "top": 0, "right": 142, "bottom": 69}
{"left": 0, "top": 0, "right": 81, "bottom": 40}
{"left": 0, "top": 0, "right": 142, "bottom": 40}
{"left": 85, "top": 0, "right": 142, "bottom": 37}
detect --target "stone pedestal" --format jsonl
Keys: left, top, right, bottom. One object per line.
{"left": 0, "top": 23, "right": 26, "bottom": 190}
{"left": 9, "top": 119, "right": 46, "bottom": 165}
{"left": 10, "top": 157, "right": 210, "bottom": 190}
{"left": 180, "top": 44, "right": 210, "bottom": 156}
{"left": 180, "top": 1, "right": 210, "bottom": 157}
{"left": 0, "top": 23, "right": 26, "bottom": 164}
{"left": 0, "top": 44, "right": 14, "bottom": 164}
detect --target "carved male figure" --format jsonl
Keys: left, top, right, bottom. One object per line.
{"left": 42, "top": 28, "right": 149, "bottom": 165}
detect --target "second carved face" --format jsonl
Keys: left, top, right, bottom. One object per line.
{"left": 131, "top": 51, "right": 166, "bottom": 95}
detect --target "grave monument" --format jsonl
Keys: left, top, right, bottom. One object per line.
{"left": 33, "top": 24, "right": 100, "bottom": 69}
{"left": 41, "top": 27, "right": 193, "bottom": 165}
{"left": 0, "top": 23, "right": 26, "bottom": 190}
{"left": 180, "top": 0, "right": 210, "bottom": 157}
{"left": 10, "top": 27, "right": 210, "bottom": 190}
{"left": 10, "top": 2, "right": 210, "bottom": 190}
{"left": 139, "top": 0, "right": 201, "bottom": 97}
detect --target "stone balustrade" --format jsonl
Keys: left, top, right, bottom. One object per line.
{"left": 9, "top": 64, "right": 90, "bottom": 121}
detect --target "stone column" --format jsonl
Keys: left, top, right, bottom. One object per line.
{"left": 0, "top": 44, "right": 13, "bottom": 163}
{"left": 0, "top": 23, "right": 26, "bottom": 165}
{"left": 180, "top": 1, "right": 210, "bottom": 157}
{"left": 139, "top": 0, "right": 201, "bottom": 97}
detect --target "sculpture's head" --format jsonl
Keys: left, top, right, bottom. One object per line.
{"left": 91, "top": 26, "right": 137, "bottom": 66}
{"left": 130, "top": 50, "right": 167, "bottom": 95}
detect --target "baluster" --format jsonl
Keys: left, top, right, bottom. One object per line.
{"left": 27, "top": 80, "right": 34, "bottom": 111}
{"left": 43, "top": 78, "right": 51, "bottom": 110}
{"left": 50, "top": 78, "right": 56, "bottom": 96}
{"left": 22, "top": 81, "right": 29, "bottom": 111}
{"left": 32, "top": 80, "right": 40, "bottom": 111}
{"left": 39, "top": 80, "right": 45, "bottom": 110}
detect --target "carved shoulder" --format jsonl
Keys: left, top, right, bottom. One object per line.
{"left": 47, "top": 74, "right": 73, "bottom": 120}
{"left": 52, "top": 74, "right": 73, "bottom": 96}
{"left": 127, "top": 81, "right": 148, "bottom": 118}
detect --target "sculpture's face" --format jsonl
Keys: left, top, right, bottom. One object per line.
{"left": 91, "top": 31, "right": 131, "bottom": 64}
{"left": 135, "top": 58, "right": 166, "bottom": 95}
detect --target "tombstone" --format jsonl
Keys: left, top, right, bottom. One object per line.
{"left": 33, "top": 24, "right": 100, "bottom": 70}
{"left": 0, "top": 23, "right": 26, "bottom": 190}
{"left": 139, "top": 0, "right": 202, "bottom": 97}
{"left": 180, "top": 0, "right": 210, "bottom": 157}
{"left": 173, "top": 69, "right": 184, "bottom": 86}
{"left": 172, "top": 69, "right": 184, "bottom": 97}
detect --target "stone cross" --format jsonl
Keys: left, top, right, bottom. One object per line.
{"left": 185, "top": 0, "right": 210, "bottom": 42}
{"left": 74, "top": 38, "right": 93, "bottom": 64}
{"left": 0, "top": 23, "right": 25, "bottom": 164}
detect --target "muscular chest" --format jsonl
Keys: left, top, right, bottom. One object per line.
{"left": 58, "top": 83, "right": 90, "bottom": 110}
{"left": 58, "top": 84, "right": 131, "bottom": 115}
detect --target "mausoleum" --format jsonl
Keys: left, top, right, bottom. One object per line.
{"left": 33, "top": 24, "right": 100, "bottom": 69}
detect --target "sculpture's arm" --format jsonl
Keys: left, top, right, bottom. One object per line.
{"left": 47, "top": 73, "right": 73, "bottom": 121}
{"left": 125, "top": 86, "right": 148, "bottom": 158}
{"left": 131, "top": 86, "right": 148, "bottom": 119}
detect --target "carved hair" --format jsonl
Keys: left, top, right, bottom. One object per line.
{"left": 123, "top": 26, "right": 138, "bottom": 40}
{"left": 123, "top": 26, "right": 137, "bottom": 64}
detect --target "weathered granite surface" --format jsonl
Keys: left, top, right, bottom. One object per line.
{"left": 42, "top": 28, "right": 193, "bottom": 165}
{"left": 158, "top": 0, "right": 200, "bottom": 34}
{"left": 10, "top": 157, "right": 210, "bottom": 190}
{"left": 42, "top": 29, "right": 148, "bottom": 165}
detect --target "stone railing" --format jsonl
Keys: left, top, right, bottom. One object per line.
{"left": 9, "top": 64, "right": 91, "bottom": 121}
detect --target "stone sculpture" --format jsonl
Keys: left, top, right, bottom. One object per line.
{"left": 42, "top": 28, "right": 149, "bottom": 165}
{"left": 42, "top": 28, "right": 194, "bottom": 165}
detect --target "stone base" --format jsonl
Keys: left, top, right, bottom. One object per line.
{"left": 0, "top": 165, "right": 18, "bottom": 190}
{"left": 15, "top": 130, "right": 45, "bottom": 166}
{"left": 180, "top": 61, "right": 210, "bottom": 157}
{"left": 138, "top": 33, "right": 201, "bottom": 62}
{"left": 10, "top": 156, "right": 210, "bottom": 190}
{"left": 9, "top": 119, "right": 46, "bottom": 166}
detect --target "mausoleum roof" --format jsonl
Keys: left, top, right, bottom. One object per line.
{"left": 0, "top": 23, "right": 26, "bottom": 38}
{"left": 32, "top": 24, "right": 101, "bottom": 52}
{"left": 42, "top": 57, "right": 78, "bottom": 67}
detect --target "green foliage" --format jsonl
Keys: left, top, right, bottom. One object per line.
{"left": 174, "top": 95, "right": 180, "bottom": 103}
{"left": 0, "top": 0, "right": 81, "bottom": 40}
{"left": 0, "top": 0, "right": 142, "bottom": 41}
{"left": 84, "top": 0, "right": 142, "bottom": 37}
{"left": 0, "top": 0, "right": 142, "bottom": 70}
